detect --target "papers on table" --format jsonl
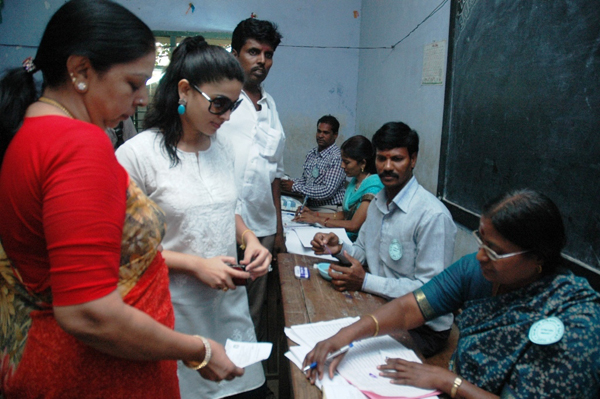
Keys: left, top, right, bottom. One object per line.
{"left": 282, "top": 211, "right": 313, "bottom": 228}
{"left": 324, "top": 384, "right": 367, "bottom": 399}
{"left": 284, "top": 226, "right": 352, "bottom": 261}
{"left": 281, "top": 192, "right": 354, "bottom": 260}
{"left": 286, "top": 317, "right": 359, "bottom": 348}
{"left": 285, "top": 317, "right": 439, "bottom": 399}
{"left": 224, "top": 339, "right": 272, "bottom": 368}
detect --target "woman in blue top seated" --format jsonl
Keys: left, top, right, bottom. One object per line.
{"left": 304, "top": 189, "right": 600, "bottom": 398}
{"left": 294, "top": 135, "right": 383, "bottom": 241}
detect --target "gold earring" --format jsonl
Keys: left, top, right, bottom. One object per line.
{"left": 536, "top": 264, "right": 543, "bottom": 274}
{"left": 361, "top": 166, "right": 365, "bottom": 173}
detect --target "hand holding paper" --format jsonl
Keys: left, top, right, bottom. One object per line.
{"left": 224, "top": 340, "right": 272, "bottom": 368}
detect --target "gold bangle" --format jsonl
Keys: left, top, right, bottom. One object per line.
{"left": 450, "top": 376, "right": 463, "bottom": 398}
{"left": 183, "top": 335, "right": 212, "bottom": 370}
{"left": 365, "top": 314, "right": 379, "bottom": 337}
{"left": 240, "top": 229, "right": 253, "bottom": 250}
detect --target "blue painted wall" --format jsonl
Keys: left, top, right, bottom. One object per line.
{"left": 0, "top": 0, "right": 361, "bottom": 178}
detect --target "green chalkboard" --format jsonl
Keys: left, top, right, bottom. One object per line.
{"left": 438, "top": 0, "right": 600, "bottom": 278}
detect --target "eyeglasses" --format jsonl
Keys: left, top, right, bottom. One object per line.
{"left": 191, "top": 84, "right": 242, "bottom": 115}
{"left": 472, "top": 230, "right": 530, "bottom": 261}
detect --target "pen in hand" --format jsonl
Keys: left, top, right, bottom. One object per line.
{"left": 303, "top": 343, "right": 354, "bottom": 372}
{"left": 299, "top": 196, "right": 308, "bottom": 214}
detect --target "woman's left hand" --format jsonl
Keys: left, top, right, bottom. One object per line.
{"left": 377, "top": 358, "right": 452, "bottom": 390}
{"left": 240, "top": 240, "right": 271, "bottom": 279}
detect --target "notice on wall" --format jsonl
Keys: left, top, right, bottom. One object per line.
{"left": 422, "top": 40, "right": 446, "bottom": 85}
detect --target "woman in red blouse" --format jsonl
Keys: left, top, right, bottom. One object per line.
{"left": 0, "top": 1, "right": 243, "bottom": 398}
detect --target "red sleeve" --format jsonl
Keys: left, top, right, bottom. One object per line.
{"left": 0, "top": 117, "right": 129, "bottom": 306}
{"left": 43, "top": 119, "right": 128, "bottom": 306}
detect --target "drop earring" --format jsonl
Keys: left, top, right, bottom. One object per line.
{"left": 178, "top": 98, "right": 187, "bottom": 115}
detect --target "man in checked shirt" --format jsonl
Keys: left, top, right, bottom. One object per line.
{"left": 280, "top": 115, "right": 346, "bottom": 213}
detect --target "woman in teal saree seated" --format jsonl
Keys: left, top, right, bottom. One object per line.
{"left": 294, "top": 135, "right": 383, "bottom": 241}
{"left": 304, "top": 189, "right": 600, "bottom": 398}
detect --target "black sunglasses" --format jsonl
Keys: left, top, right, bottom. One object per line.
{"left": 191, "top": 84, "right": 242, "bottom": 115}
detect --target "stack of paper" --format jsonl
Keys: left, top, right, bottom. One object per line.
{"left": 285, "top": 318, "right": 439, "bottom": 399}
{"left": 284, "top": 226, "right": 352, "bottom": 261}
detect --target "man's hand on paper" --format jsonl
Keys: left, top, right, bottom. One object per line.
{"left": 329, "top": 251, "right": 365, "bottom": 292}
{"left": 377, "top": 358, "right": 450, "bottom": 391}
{"left": 311, "top": 232, "right": 342, "bottom": 255}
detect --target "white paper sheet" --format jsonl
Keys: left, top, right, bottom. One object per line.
{"left": 337, "top": 336, "right": 437, "bottom": 398}
{"left": 286, "top": 317, "right": 359, "bottom": 348}
{"left": 323, "top": 384, "right": 368, "bottom": 399}
{"left": 285, "top": 317, "right": 438, "bottom": 398}
{"left": 224, "top": 340, "right": 272, "bottom": 368}
{"left": 285, "top": 229, "right": 338, "bottom": 261}
{"left": 292, "top": 227, "right": 351, "bottom": 248}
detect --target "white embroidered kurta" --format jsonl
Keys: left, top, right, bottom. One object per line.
{"left": 116, "top": 130, "right": 264, "bottom": 399}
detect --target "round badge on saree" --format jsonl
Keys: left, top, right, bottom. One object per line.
{"left": 389, "top": 239, "right": 402, "bottom": 260}
{"left": 312, "top": 167, "right": 319, "bottom": 178}
{"left": 528, "top": 317, "right": 564, "bottom": 345}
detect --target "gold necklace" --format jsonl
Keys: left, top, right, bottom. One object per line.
{"left": 38, "top": 97, "right": 74, "bottom": 118}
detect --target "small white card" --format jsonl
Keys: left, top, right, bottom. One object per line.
{"left": 224, "top": 339, "right": 273, "bottom": 368}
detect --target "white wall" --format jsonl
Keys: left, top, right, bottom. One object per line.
{"left": 356, "top": 0, "right": 476, "bottom": 260}
{"left": 357, "top": 0, "right": 450, "bottom": 195}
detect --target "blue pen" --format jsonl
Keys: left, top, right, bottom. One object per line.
{"left": 299, "top": 196, "right": 308, "bottom": 214}
{"left": 303, "top": 343, "right": 354, "bottom": 372}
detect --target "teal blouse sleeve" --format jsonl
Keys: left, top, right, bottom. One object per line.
{"left": 414, "top": 253, "right": 492, "bottom": 320}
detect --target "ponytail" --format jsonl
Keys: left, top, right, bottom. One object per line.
{"left": 0, "top": 63, "right": 38, "bottom": 163}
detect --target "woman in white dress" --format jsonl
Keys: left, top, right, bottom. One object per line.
{"left": 116, "top": 36, "right": 271, "bottom": 399}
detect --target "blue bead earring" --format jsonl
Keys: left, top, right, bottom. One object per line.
{"left": 177, "top": 98, "right": 187, "bottom": 115}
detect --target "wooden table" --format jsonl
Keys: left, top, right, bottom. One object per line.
{"left": 277, "top": 252, "right": 457, "bottom": 399}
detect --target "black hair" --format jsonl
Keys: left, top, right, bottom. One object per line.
{"left": 144, "top": 36, "right": 244, "bottom": 165}
{"left": 0, "top": 0, "right": 155, "bottom": 163}
{"left": 372, "top": 122, "right": 419, "bottom": 156}
{"left": 231, "top": 18, "right": 283, "bottom": 54}
{"left": 340, "top": 135, "right": 377, "bottom": 174}
{"left": 482, "top": 189, "right": 566, "bottom": 273}
{"left": 317, "top": 115, "right": 340, "bottom": 134}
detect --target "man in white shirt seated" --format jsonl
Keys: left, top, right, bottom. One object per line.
{"left": 311, "top": 121, "right": 457, "bottom": 357}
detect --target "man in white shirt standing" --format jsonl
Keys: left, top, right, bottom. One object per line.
{"left": 312, "top": 122, "right": 457, "bottom": 357}
{"left": 218, "top": 18, "right": 285, "bottom": 341}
